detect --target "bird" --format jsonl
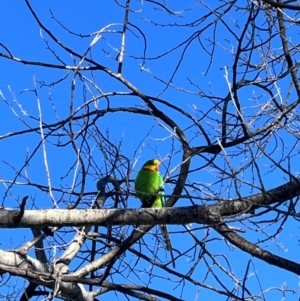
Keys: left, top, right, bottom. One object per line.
{"left": 135, "top": 159, "right": 175, "bottom": 268}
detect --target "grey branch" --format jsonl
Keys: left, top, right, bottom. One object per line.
{"left": 1, "top": 178, "right": 299, "bottom": 228}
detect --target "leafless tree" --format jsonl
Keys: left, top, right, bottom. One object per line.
{"left": 1, "top": 0, "right": 300, "bottom": 300}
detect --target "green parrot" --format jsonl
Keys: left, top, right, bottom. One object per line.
{"left": 135, "top": 159, "right": 175, "bottom": 268}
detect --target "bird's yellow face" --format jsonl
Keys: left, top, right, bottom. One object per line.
{"left": 142, "top": 159, "right": 160, "bottom": 172}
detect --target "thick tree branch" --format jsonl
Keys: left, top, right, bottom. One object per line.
{"left": 0, "top": 250, "right": 92, "bottom": 301}
{"left": 1, "top": 179, "right": 299, "bottom": 228}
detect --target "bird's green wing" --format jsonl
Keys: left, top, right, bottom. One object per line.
{"left": 135, "top": 169, "right": 163, "bottom": 207}
{"left": 157, "top": 172, "right": 166, "bottom": 207}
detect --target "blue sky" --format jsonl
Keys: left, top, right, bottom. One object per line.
{"left": 1, "top": 1, "right": 300, "bottom": 300}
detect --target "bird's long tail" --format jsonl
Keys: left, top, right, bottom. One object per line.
{"left": 159, "top": 224, "right": 175, "bottom": 268}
